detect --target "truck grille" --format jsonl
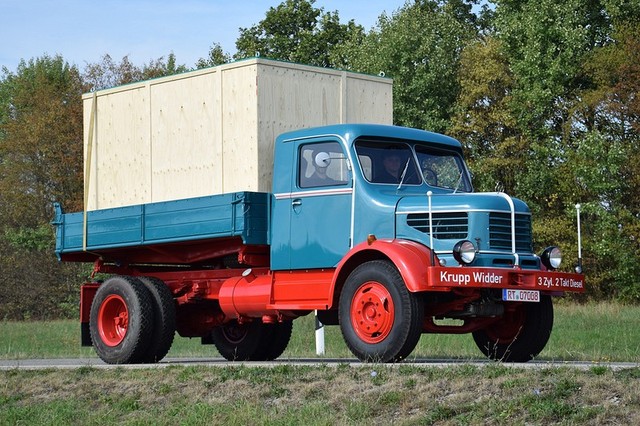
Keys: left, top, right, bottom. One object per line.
{"left": 407, "top": 212, "right": 468, "bottom": 240}
{"left": 489, "top": 212, "right": 532, "bottom": 252}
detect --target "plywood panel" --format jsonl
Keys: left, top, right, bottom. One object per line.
{"left": 345, "top": 75, "right": 393, "bottom": 124}
{"left": 149, "top": 71, "right": 222, "bottom": 202}
{"left": 84, "top": 86, "right": 151, "bottom": 210}
{"left": 220, "top": 63, "right": 261, "bottom": 194}
{"left": 83, "top": 94, "right": 99, "bottom": 211}
{"left": 257, "top": 64, "right": 342, "bottom": 133}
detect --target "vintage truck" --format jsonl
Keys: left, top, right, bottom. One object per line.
{"left": 53, "top": 59, "right": 585, "bottom": 364}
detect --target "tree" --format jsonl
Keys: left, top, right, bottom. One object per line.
{"left": 83, "top": 53, "right": 189, "bottom": 92}
{"left": 339, "top": 0, "right": 479, "bottom": 132}
{"left": 83, "top": 54, "right": 141, "bottom": 92}
{"left": 567, "top": 23, "right": 640, "bottom": 302}
{"left": 140, "top": 52, "right": 190, "bottom": 80}
{"left": 0, "top": 55, "right": 84, "bottom": 227}
{"left": 0, "top": 55, "right": 87, "bottom": 319}
{"left": 450, "top": 2, "right": 640, "bottom": 302}
{"left": 196, "top": 43, "right": 231, "bottom": 68}
{"left": 450, "top": 36, "right": 523, "bottom": 193}
{"left": 492, "top": 0, "right": 610, "bottom": 140}
{"left": 234, "top": 0, "right": 364, "bottom": 68}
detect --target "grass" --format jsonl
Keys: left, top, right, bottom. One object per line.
{"left": 2, "top": 301, "right": 638, "bottom": 362}
{"left": 1, "top": 364, "right": 639, "bottom": 424}
{"left": 1, "top": 302, "right": 639, "bottom": 424}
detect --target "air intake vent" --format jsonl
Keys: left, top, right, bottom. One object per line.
{"left": 489, "top": 212, "right": 532, "bottom": 252}
{"left": 407, "top": 212, "right": 468, "bottom": 240}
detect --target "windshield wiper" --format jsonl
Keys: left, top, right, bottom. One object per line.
{"left": 397, "top": 158, "right": 411, "bottom": 190}
{"left": 452, "top": 170, "right": 464, "bottom": 194}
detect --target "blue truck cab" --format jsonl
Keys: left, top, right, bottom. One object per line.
{"left": 272, "top": 124, "right": 535, "bottom": 271}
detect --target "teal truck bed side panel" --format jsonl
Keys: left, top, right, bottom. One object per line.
{"left": 54, "top": 192, "right": 270, "bottom": 257}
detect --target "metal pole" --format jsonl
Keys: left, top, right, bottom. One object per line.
{"left": 428, "top": 191, "right": 435, "bottom": 266}
{"left": 315, "top": 311, "right": 325, "bottom": 355}
{"left": 576, "top": 204, "right": 583, "bottom": 273}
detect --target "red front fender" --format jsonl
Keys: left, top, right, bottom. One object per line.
{"left": 332, "top": 239, "right": 436, "bottom": 296}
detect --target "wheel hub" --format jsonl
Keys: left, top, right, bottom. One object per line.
{"left": 97, "top": 294, "right": 129, "bottom": 347}
{"left": 351, "top": 281, "right": 395, "bottom": 344}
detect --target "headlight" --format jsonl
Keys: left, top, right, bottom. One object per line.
{"left": 540, "top": 246, "right": 562, "bottom": 270}
{"left": 453, "top": 240, "right": 476, "bottom": 265}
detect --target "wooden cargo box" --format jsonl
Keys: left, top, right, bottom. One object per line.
{"left": 83, "top": 58, "right": 392, "bottom": 210}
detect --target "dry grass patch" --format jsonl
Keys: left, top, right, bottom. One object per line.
{"left": 6, "top": 364, "right": 639, "bottom": 425}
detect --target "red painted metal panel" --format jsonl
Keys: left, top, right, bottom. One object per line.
{"left": 80, "top": 283, "right": 100, "bottom": 323}
{"left": 270, "top": 270, "right": 334, "bottom": 310}
{"left": 332, "top": 239, "right": 436, "bottom": 295}
{"left": 425, "top": 267, "right": 585, "bottom": 293}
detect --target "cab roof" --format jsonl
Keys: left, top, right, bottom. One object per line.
{"left": 277, "top": 124, "right": 463, "bottom": 151}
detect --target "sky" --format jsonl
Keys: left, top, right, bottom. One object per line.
{"left": 0, "top": 0, "right": 408, "bottom": 73}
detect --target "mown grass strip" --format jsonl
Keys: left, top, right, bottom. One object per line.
{"left": 1, "top": 302, "right": 639, "bottom": 362}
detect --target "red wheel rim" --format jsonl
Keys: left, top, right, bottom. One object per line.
{"left": 350, "top": 281, "right": 395, "bottom": 344}
{"left": 97, "top": 294, "right": 129, "bottom": 347}
{"left": 485, "top": 306, "right": 526, "bottom": 343}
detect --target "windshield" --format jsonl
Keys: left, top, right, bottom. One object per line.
{"left": 355, "top": 139, "right": 471, "bottom": 191}
{"left": 354, "top": 140, "right": 422, "bottom": 185}
{"left": 415, "top": 145, "right": 471, "bottom": 192}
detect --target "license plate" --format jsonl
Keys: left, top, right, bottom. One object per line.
{"left": 502, "top": 289, "right": 540, "bottom": 302}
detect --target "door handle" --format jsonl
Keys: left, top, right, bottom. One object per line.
{"left": 292, "top": 199, "right": 302, "bottom": 207}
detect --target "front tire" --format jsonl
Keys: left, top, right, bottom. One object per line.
{"left": 472, "top": 295, "right": 554, "bottom": 362}
{"left": 339, "top": 260, "right": 423, "bottom": 362}
{"left": 89, "top": 276, "right": 154, "bottom": 364}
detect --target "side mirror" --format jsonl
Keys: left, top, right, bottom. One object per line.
{"left": 314, "top": 152, "right": 331, "bottom": 168}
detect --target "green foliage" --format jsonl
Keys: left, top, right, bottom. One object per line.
{"left": 0, "top": 55, "right": 88, "bottom": 320}
{"left": 493, "top": 0, "right": 609, "bottom": 138}
{"left": 565, "top": 23, "right": 640, "bottom": 302}
{"left": 82, "top": 53, "right": 189, "bottom": 92}
{"left": 140, "top": 52, "right": 190, "bottom": 80}
{"left": 341, "top": 0, "right": 479, "bottom": 132}
{"left": 234, "top": 0, "right": 364, "bottom": 68}
{"left": 450, "top": 1, "right": 640, "bottom": 302}
{"left": 0, "top": 55, "right": 84, "bottom": 227}
{"left": 196, "top": 43, "right": 231, "bottom": 68}
{"left": 451, "top": 36, "right": 524, "bottom": 193}
{"left": 4, "top": 224, "right": 53, "bottom": 251}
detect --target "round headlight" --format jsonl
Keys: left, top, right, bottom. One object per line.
{"left": 540, "top": 246, "right": 562, "bottom": 270}
{"left": 453, "top": 240, "right": 476, "bottom": 265}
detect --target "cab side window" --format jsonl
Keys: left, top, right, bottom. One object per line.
{"left": 298, "top": 142, "right": 349, "bottom": 188}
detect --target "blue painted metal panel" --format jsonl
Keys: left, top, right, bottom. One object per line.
{"left": 394, "top": 192, "right": 537, "bottom": 268}
{"left": 277, "top": 124, "right": 463, "bottom": 153}
{"left": 271, "top": 132, "right": 353, "bottom": 270}
{"left": 288, "top": 189, "right": 352, "bottom": 269}
{"left": 54, "top": 192, "right": 270, "bottom": 258}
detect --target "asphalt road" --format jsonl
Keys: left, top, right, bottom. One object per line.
{"left": 1, "top": 357, "right": 638, "bottom": 370}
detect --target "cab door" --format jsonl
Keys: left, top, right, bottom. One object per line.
{"left": 271, "top": 137, "right": 353, "bottom": 270}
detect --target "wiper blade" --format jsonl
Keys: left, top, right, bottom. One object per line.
{"left": 397, "top": 158, "right": 411, "bottom": 190}
{"left": 452, "top": 171, "right": 464, "bottom": 194}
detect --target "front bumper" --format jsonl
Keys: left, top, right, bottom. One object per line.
{"left": 424, "top": 266, "right": 585, "bottom": 293}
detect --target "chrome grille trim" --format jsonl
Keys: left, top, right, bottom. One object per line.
{"left": 407, "top": 212, "right": 468, "bottom": 240}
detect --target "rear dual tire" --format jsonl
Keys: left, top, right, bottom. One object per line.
{"left": 89, "top": 275, "right": 176, "bottom": 364}
{"left": 211, "top": 320, "right": 293, "bottom": 361}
